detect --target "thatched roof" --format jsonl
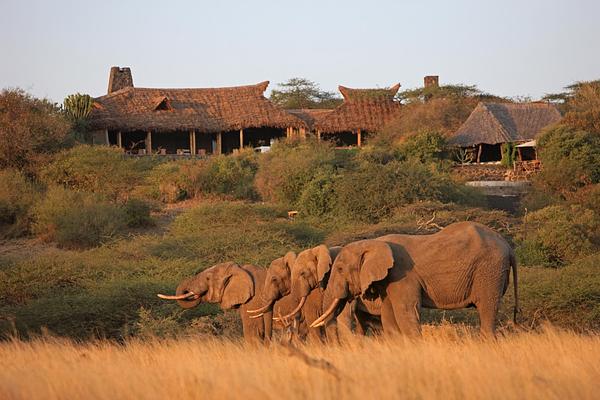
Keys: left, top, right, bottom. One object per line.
{"left": 89, "top": 81, "right": 306, "bottom": 132}
{"left": 314, "top": 84, "right": 402, "bottom": 133}
{"left": 448, "top": 102, "right": 562, "bottom": 147}
{"left": 286, "top": 109, "right": 334, "bottom": 130}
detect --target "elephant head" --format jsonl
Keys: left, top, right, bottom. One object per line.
{"left": 310, "top": 240, "right": 394, "bottom": 328}
{"left": 158, "top": 262, "right": 255, "bottom": 310}
{"left": 246, "top": 251, "right": 296, "bottom": 317}
{"left": 273, "top": 245, "right": 340, "bottom": 321}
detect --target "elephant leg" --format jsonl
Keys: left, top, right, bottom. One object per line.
{"left": 380, "top": 297, "right": 401, "bottom": 335}
{"left": 477, "top": 297, "right": 500, "bottom": 338}
{"left": 387, "top": 282, "right": 422, "bottom": 338}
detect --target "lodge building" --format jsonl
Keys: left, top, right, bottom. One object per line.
{"left": 89, "top": 67, "right": 403, "bottom": 154}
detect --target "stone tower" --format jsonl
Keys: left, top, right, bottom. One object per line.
{"left": 107, "top": 66, "right": 133, "bottom": 94}
{"left": 424, "top": 75, "right": 439, "bottom": 88}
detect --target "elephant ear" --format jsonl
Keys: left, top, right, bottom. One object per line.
{"left": 221, "top": 263, "right": 254, "bottom": 309}
{"left": 283, "top": 251, "right": 296, "bottom": 273}
{"left": 315, "top": 244, "right": 333, "bottom": 284}
{"left": 356, "top": 240, "right": 395, "bottom": 295}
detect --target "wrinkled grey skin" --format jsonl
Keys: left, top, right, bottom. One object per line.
{"left": 319, "top": 222, "right": 518, "bottom": 338}
{"left": 168, "top": 262, "right": 272, "bottom": 343}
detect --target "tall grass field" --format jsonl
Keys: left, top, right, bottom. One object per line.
{"left": 1, "top": 325, "right": 599, "bottom": 400}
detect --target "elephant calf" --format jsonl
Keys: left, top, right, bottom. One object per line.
{"left": 158, "top": 262, "right": 273, "bottom": 343}
{"left": 312, "top": 222, "right": 518, "bottom": 338}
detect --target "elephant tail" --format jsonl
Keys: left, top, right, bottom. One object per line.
{"left": 510, "top": 251, "right": 519, "bottom": 324}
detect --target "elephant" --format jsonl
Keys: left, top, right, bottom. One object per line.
{"left": 248, "top": 245, "right": 354, "bottom": 342}
{"left": 157, "top": 262, "right": 273, "bottom": 343}
{"left": 311, "top": 222, "right": 518, "bottom": 338}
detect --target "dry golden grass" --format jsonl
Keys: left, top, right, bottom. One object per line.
{"left": 1, "top": 324, "right": 599, "bottom": 400}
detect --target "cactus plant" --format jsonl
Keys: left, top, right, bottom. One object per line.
{"left": 63, "top": 93, "right": 94, "bottom": 121}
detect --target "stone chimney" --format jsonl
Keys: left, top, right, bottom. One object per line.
{"left": 424, "top": 75, "right": 439, "bottom": 89}
{"left": 107, "top": 66, "right": 133, "bottom": 94}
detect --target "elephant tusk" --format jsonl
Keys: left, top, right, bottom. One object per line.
{"left": 273, "top": 296, "right": 307, "bottom": 321}
{"left": 249, "top": 312, "right": 265, "bottom": 319}
{"left": 246, "top": 301, "right": 273, "bottom": 314}
{"left": 157, "top": 291, "right": 198, "bottom": 300}
{"left": 309, "top": 298, "right": 341, "bottom": 328}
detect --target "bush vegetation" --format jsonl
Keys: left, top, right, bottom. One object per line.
{"left": 255, "top": 139, "right": 337, "bottom": 205}
{"left": 516, "top": 205, "right": 600, "bottom": 266}
{"left": 0, "top": 170, "right": 38, "bottom": 238}
{"left": 42, "top": 145, "right": 160, "bottom": 201}
{"left": 0, "top": 89, "right": 73, "bottom": 173}
{"left": 32, "top": 187, "right": 127, "bottom": 248}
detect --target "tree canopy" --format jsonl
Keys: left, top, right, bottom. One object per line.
{"left": 269, "top": 78, "right": 342, "bottom": 109}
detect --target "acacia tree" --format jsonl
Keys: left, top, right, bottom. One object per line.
{"left": 0, "top": 89, "right": 72, "bottom": 172}
{"left": 269, "top": 78, "right": 342, "bottom": 109}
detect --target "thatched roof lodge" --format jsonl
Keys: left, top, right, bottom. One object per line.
{"left": 89, "top": 67, "right": 306, "bottom": 155}
{"left": 313, "top": 84, "right": 402, "bottom": 146}
{"left": 448, "top": 102, "right": 562, "bottom": 162}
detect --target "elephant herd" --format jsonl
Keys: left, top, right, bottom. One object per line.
{"left": 158, "top": 221, "right": 518, "bottom": 343}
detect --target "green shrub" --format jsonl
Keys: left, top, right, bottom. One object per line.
{"left": 516, "top": 253, "right": 600, "bottom": 331}
{"left": 142, "top": 152, "right": 257, "bottom": 203}
{"left": 297, "top": 166, "right": 337, "bottom": 217}
{"left": 42, "top": 145, "right": 161, "bottom": 201}
{"left": 255, "top": 139, "right": 336, "bottom": 205}
{"left": 122, "top": 198, "right": 153, "bottom": 228}
{"left": 500, "top": 142, "right": 517, "bottom": 168}
{"left": 397, "top": 130, "right": 446, "bottom": 163}
{"left": 535, "top": 125, "right": 600, "bottom": 197}
{"left": 516, "top": 205, "right": 600, "bottom": 266}
{"left": 0, "top": 169, "right": 38, "bottom": 237}
{"left": 196, "top": 150, "right": 258, "bottom": 200}
{"left": 33, "top": 186, "right": 126, "bottom": 248}
{"left": 333, "top": 160, "right": 474, "bottom": 223}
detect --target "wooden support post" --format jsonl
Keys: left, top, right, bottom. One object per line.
{"left": 117, "top": 131, "right": 122, "bottom": 148}
{"left": 357, "top": 129, "right": 362, "bottom": 147}
{"left": 476, "top": 144, "right": 482, "bottom": 163}
{"left": 300, "top": 128, "right": 306, "bottom": 139}
{"left": 190, "top": 130, "right": 196, "bottom": 155}
{"left": 104, "top": 129, "right": 109, "bottom": 145}
{"left": 286, "top": 127, "right": 291, "bottom": 139}
{"left": 146, "top": 131, "right": 152, "bottom": 154}
{"left": 316, "top": 130, "right": 321, "bottom": 141}
{"left": 239, "top": 129, "right": 244, "bottom": 149}
{"left": 216, "top": 132, "right": 222, "bottom": 155}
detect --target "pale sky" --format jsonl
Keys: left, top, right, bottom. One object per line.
{"left": 1, "top": 0, "right": 599, "bottom": 102}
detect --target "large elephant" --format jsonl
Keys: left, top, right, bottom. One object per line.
{"left": 157, "top": 262, "right": 272, "bottom": 343}
{"left": 311, "top": 222, "right": 518, "bottom": 337}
